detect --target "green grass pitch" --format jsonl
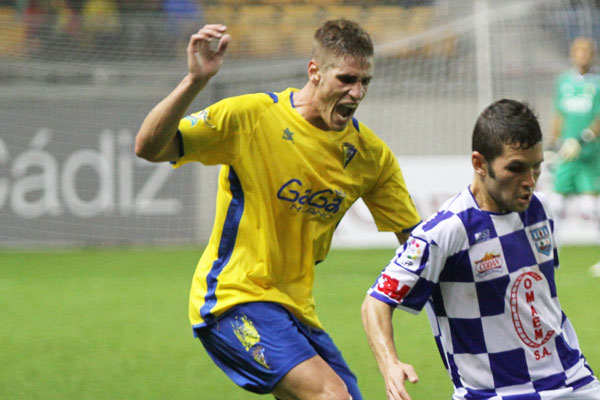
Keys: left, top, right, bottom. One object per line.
{"left": 1, "top": 246, "right": 599, "bottom": 399}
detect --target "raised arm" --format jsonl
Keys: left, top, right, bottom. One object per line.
{"left": 135, "top": 24, "right": 231, "bottom": 162}
{"left": 361, "top": 295, "right": 418, "bottom": 400}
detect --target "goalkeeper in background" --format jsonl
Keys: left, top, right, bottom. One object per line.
{"left": 549, "top": 37, "right": 600, "bottom": 276}
{"left": 135, "top": 20, "right": 420, "bottom": 400}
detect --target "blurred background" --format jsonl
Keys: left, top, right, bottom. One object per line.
{"left": 1, "top": 0, "right": 600, "bottom": 246}
{"left": 2, "top": 2, "right": 600, "bottom": 399}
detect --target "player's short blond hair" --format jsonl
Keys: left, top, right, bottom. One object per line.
{"left": 311, "top": 19, "right": 374, "bottom": 70}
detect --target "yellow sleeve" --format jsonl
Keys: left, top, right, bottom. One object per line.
{"left": 173, "top": 93, "right": 272, "bottom": 167}
{"left": 362, "top": 157, "right": 421, "bottom": 233}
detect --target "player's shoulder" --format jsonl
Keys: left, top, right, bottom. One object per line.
{"left": 532, "top": 191, "right": 547, "bottom": 202}
{"left": 527, "top": 191, "right": 554, "bottom": 220}
{"left": 411, "top": 189, "right": 472, "bottom": 243}
{"left": 221, "top": 91, "right": 281, "bottom": 109}
{"left": 350, "top": 118, "right": 379, "bottom": 141}
{"left": 212, "top": 90, "right": 289, "bottom": 119}
{"left": 350, "top": 119, "right": 395, "bottom": 159}
{"left": 556, "top": 69, "right": 577, "bottom": 86}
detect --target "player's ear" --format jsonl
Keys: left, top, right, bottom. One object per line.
{"left": 308, "top": 60, "right": 321, "bottom": 84}
{"left": 472, "top": 151, "right": 487, "bottom": 177}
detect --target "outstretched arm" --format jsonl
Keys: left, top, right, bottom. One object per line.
{"left": 361, "top": 295, "right": 418, "bottom": 400}
{"left": 135, "top": 24, "right": 231, "bottom": 162}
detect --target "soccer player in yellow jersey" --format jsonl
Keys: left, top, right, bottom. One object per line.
{"left": 135, "top": 20, "right": 420, "bottom": 400}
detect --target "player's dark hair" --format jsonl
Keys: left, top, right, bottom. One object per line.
{"left": 472, "top": 99, "right": 542, "bottom": 164}
{"left": 312, "top": 19, "right": 374, "bottom": 64}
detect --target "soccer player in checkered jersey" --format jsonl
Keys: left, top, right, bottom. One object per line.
{"left": 135, "top": 20, "right": 420, "bottom": 400}
{"left": 362, "top": 99, "right": 600, "bottom": 400}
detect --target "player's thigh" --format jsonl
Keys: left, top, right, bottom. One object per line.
{"left": 272, "top": 354, "right": 351, "bottom": 400}
{"left": 304, "top": 326, "right": 361, "bottom": 400}
{"left": 195, "top": 302, "right": 317, "bottom": 395}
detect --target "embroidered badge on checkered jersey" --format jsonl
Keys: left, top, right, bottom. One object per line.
{"left": 376, "top": 273, "right": 411, "bottom": 302}
{"left": 469, "top": 239, "right": 508, "bottom": 280}
{"left": 529, "top": 225, "right": 552, "bottom": 256}
{"left": 394, "top": 237, "right": 427, "bottom": 272}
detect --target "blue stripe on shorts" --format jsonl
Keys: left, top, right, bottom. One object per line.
{"left": 194, "top": 302, "right": 361, "bottom": 398}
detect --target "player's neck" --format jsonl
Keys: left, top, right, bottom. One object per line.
{"left": 576, "top": 65, "right": 590, "bottom": 75}
{"left": 293, "top": 84, "right": 328, "bottom": 131}
{"left": 470, "top": 180, "right": 503, "bottom": 213}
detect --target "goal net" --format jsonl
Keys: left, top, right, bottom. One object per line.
{"left": 1, "top": 0, "right": 598, "bottom": 246}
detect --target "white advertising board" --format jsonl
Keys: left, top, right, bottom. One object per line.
{"left": 332, "top": 156, "right": 599, "bottom": 248}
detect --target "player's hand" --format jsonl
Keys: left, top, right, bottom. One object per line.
{"left": 382, "top": 360, "right": 419, "bottom": 400}
{"left": 558, "top": 138, "right": 581, "bottom": 162}
{"left": 186, "top": 24, "right": 231, "bottom": 83}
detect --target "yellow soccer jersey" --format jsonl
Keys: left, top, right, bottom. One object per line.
{"left": 174, "top": 87, "right": 420, "bottom": 330}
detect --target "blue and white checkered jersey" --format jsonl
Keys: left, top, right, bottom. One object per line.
{"left": 368, "top": 187, "right": 596, "bottom": 400}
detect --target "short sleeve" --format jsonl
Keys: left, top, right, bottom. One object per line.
{"left": 173, "top": 93, "right": 273, "bottom": 167}
{"left": 368, "top": 232, "right": 443, "bottom": 314}
{"left": 362, "top": 163, "right": 421, "bottom": 233}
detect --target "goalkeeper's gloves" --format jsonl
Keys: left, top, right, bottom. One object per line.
{"left": 557, "top": 129, "right": 596, "bottom": 162}
{"left": 558, "top": 138, "right": 581, "bottom": 161}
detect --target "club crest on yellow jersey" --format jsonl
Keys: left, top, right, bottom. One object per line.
{"left": 342, "top": 142, "right": 357, "bottom": 168}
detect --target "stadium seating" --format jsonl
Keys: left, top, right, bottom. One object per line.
{"left": 236, "top": 5, "right": 283, "bottom": 57}
{"left": 363, "top": 5, "right": 408, "bottom": 47}
{"left": 2, "top": 1, "right": 440, "bottom": 60}
{"left": 0, "top": 7, "right": 26, "bottom": 58}
{"left": 198, "top": 2, "right": 441, "bottom": 58}
{"left": 203, "top": 3, "right": 245, "bottom": 54}
{"left": 324, "top": 5, "right": 365, "bottom": 21}
{"left": 278, "top": 4, "right": 325, "bottom": 57}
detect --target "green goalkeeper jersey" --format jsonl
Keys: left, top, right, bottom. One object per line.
{"left": 554, "top": 69, "right": 600, "bottom": 160}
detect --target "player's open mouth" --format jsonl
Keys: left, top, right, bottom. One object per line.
{"left": 336, "top": 104, "right": 356, "bottom": 119}
{"left": 518, "top": 193, "right": 532, "bottom": 203}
